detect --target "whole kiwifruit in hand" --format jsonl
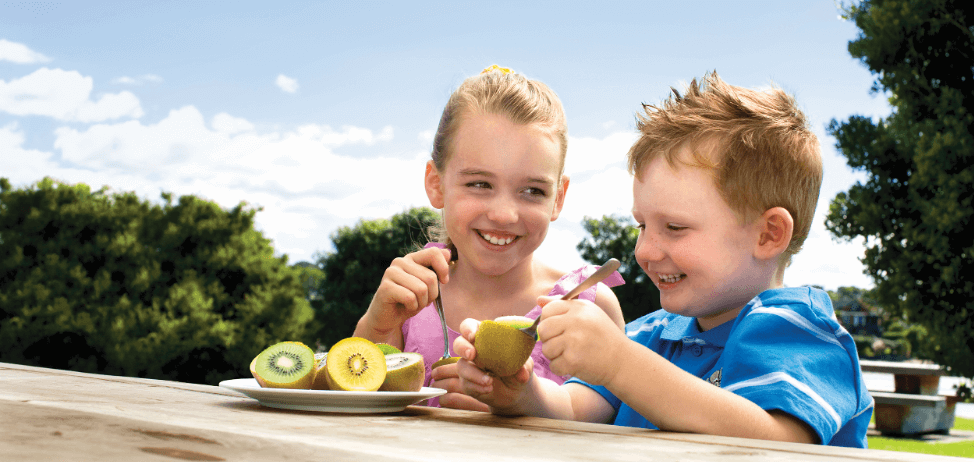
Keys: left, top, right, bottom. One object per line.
{"left": 325, "top": 337, "right": 387, "bottom": 391}
{"left": 376, "top": 343, "right": 401, "bottom": 355}
{"left": 252, "top": 341, "right": 316, "bottom": 389}
{"left": 380, "top": 352, "right": 425, "bottom": 392}
{"left": 474, "top": 315, "right": 536, "bottom": 377}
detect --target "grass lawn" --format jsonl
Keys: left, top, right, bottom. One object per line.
{"left": 868, "top": 416, "right": 974, "bottom": 458}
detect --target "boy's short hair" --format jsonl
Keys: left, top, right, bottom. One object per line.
{"left": 627, "top": 71, "right": 822, "bottom": 266}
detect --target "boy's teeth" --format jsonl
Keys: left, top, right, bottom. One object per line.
{"left": 480, "top": 232, "right": 515, "bottom": 246}
{"left": 658, "top": 273, "right": 684, "bottom": 283}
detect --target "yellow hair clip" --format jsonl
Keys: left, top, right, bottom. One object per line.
{"left": 481, "top": 64, "right": 513, "bottom": 75}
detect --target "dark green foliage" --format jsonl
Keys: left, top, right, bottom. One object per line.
{"left": 828, "top": 0, "right": 974, "bottom": 378}
{"left": 309, "top": 207, "right": 440, "bottom": 349}
{"left": 0, "top": 177, "right": 313, "bottom": 385}
{"left": 576, "top": 215, "right": 661, "bottom": 322}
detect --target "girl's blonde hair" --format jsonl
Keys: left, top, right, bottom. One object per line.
{"left": 429, "top": 67, "right": 568, "bottom": 251}
{"left": 627, "top": 71, "right": 822, "bottom": 266}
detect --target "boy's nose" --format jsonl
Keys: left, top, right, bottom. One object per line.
{"left": 634, "top": 233, "right": 664, "bottom": 263}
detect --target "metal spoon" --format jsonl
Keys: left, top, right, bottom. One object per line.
{"left": 518, "top": 258, "right": 621, "bottom": 339}
{"left": 433, "top": 280, "right": 451, "bottom": 362}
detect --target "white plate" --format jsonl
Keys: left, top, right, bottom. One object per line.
{"left": 218, "top": 378, "right": 446, "bottom": 413}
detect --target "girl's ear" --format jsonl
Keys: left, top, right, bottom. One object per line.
{"left": 425, "top": 160, "right": 445, "bottom": 209}
{"left": 754, "top": 207, "right": 794, "bottom": 261}
{"left": 549, "top": 175, "right": 571, "bottom": 222}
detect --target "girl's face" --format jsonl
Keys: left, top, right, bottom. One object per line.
{"left": 631, "top": 147, "right": 766, "bottom": 331}
{"left": 426, "top": 112, "right": 568, "bottom": 276}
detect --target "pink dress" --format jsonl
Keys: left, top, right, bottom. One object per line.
{"left": 401, "top": 253, "right": 625, "bottom": 407}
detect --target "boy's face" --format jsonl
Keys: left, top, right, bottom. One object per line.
{"left": 631, "top": 146, "right": 767, "bottom": 330}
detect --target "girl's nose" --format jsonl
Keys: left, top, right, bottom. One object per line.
{"left": 486, "top": 194, "right": 519, "bottom": 224}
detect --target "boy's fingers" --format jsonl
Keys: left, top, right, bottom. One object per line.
{"left": 536, "top": 295, "right": 557, "bottom": 307}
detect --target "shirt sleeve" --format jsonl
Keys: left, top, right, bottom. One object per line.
{"left": 719, "top": 297, "right": 863, "bottom": 445}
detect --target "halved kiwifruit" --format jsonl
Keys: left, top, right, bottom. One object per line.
{"left": 380, "top": 352, "right": 425, "bottom": 392}
{"left": 252, "top": 341, "right": 316, "bottom": 389}
{"left": 325, "top": 337, "right": 387, "bottom": 391}
{"left": 474, "top": 316, "right": 536, "bottom": 377}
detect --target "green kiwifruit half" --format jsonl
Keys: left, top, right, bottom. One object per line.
{"left": 474, "top": 316, "right": 536, "bottom": 377}
{"left": 325, "top": 337, "right": 387, "bottom": 391}
{"left": 376, "top": 343, "right": 401, "bottom": 355}
{"left": 253, "top": 341, "right": 316, "bottom": 389}
{"left": 379, "top": 352, "right": 425, "bottom": 392}
{"left": 311, "top": 352, "right": 329, "bottom": 390}
{"left": 431, "top": 356, "right": 460, "bottom": 370}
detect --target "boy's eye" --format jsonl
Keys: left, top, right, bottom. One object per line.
{"left": 466, "top": 181, "right": 491, "bottom": 189}
{"left": 524, "top": 187, "right": 547, "bottom": 197}
{"left": 666, "top": 224, "right": 687, "bottom": 231}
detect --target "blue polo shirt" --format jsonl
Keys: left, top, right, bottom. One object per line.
{"left": 567, "top": 287, "right": 872, "bottom": 448}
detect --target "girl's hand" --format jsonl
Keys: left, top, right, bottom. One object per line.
{"left": 535, "top": 296, "right": 627, "bottom": 387}
{"left": 430, "top": 361, "right": 490, "bottom": 412}
{"left": 353, "top": 246, "right": 452, "bottom": 344}
{"left": 453, "top": 318, "right": 534, "bottom": 414}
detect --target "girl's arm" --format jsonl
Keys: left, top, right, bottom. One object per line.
{"left": 353, "top": 246, "right": 452, "bottom": 348}
{"left": 593, "top": 284, "right": 625, "bottom": 330}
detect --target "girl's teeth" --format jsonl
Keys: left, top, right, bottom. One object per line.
{"left": 481, "top": 232, "right": 514, "bottom": 245}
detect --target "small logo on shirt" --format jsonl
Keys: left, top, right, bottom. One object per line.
{"left": 708, "top": 369, "right": 722, "bottom": 387}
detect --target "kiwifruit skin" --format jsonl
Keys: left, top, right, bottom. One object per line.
{"left": 379, "top": 352, "right": 425, "bottom": 392}
{"left": 253, "top": 341, "right": 315, "bottom": 389}
{"left": 431, "top": 356, "right": 460, "bottom": 370}
{"left": 474, "top": 317, "right": 536, "bottom": 377}
{"left": 311, "top": 352, "right": 329, "bottom": 390}
{"left": 325, "top": 337, "right": 387, "bottom": 391}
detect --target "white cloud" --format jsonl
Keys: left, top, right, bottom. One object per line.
{"left": 0, "top": 39, "right": 51, "bottom": 64}
{"left": 212, "top": 112, "right": 255, "bottom": 134}
{"left": 0, "top": 68, "right": 143, "bottom": 122}
{"left": 276, "top": 74, "right": 299, "bottom": 93}
{"left": 111, "top": 74, "right": 163, "bottom": 85}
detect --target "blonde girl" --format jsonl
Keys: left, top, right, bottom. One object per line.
{"left": 353, "top": 65, "right": 624, "bottom": 411}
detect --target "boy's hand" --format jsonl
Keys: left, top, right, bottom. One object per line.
{"left": 536, "top": 296, "right": 627, "bottom": 387}
{"left": 359, "top": 247, "right": 452, "bottom": 337}
{"left": 453, "top": 318, "right": 534, "bottom": 414}
{"left": 429, "top": 361, "right": 490, "bottom": 412}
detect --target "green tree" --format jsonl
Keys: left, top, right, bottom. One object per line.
{"left": 310, "top": 207, "right": 440, "bottom": 349}
{"left": 0, "top": 177, "right": 313, "bottom": 385}
{"left": 577, "top": 215, "right": 661, "bottom": 322}
{"left": 828, "top": 0, "right": 974, "bottom": 377}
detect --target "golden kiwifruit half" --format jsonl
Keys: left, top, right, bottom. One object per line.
{"left": 431, "top": 356, "right": 460, "bottom": 370}
{"left": 325, "top": 337, "right": 387, "bottom": 391}
{"left": 474, "top": 316, "right": 536, "bottom": 377}
{"left": 253, "top": 341, "right": 316, "bottom": 389}
{"left": 311, "top": 352, "right": 329, "bottom": 390}
{"left": 379, "top": 352, "right": 425, "bottom": 392}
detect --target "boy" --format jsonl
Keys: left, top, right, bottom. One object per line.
{"left": 452, "top": 72, "right": 873, "bottom": 448}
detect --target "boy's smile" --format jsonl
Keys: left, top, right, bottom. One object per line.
{"left": 632, "top": 146, "right": 770, "bottom": 330}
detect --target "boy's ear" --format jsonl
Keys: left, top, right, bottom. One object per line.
{"left": 425, "top": 160, "right": 445, "bottom": 209}
{"left": 754, "top": 207, "right": 794, "bottom": 261}
{"left": 549, "top": 175, "right": 571, "bottom": 222}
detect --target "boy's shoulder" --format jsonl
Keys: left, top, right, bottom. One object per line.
{"left": 744, "top": 286, "right": 837, "bottom": 326}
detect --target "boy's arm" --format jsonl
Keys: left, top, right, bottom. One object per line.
{"left": 600, "top": 334, "right": 818, "bottom": 443}
{"left": 594, "top": 284, "right": 626, "bottom": 330}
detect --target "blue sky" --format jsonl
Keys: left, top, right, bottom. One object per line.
{"left": 1, "top": 1, "right": 889, "bottom": 290}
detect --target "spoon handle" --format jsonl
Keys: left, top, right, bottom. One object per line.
{"left": 434, "top": 280, "right": 450, "bottom": 359}
{"left": 521, "top": 258, "right": 621, "bottom": 335}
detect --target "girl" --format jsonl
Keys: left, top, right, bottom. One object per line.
{"left": 353, "top": 65, "right": 624, "bottom": 411}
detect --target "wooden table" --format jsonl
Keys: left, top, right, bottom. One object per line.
{"left": 0, "top": 362, "right": 963, "bottom": 461}
{"left": 860, "top": 360, "right": 958, "bottom": 436}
